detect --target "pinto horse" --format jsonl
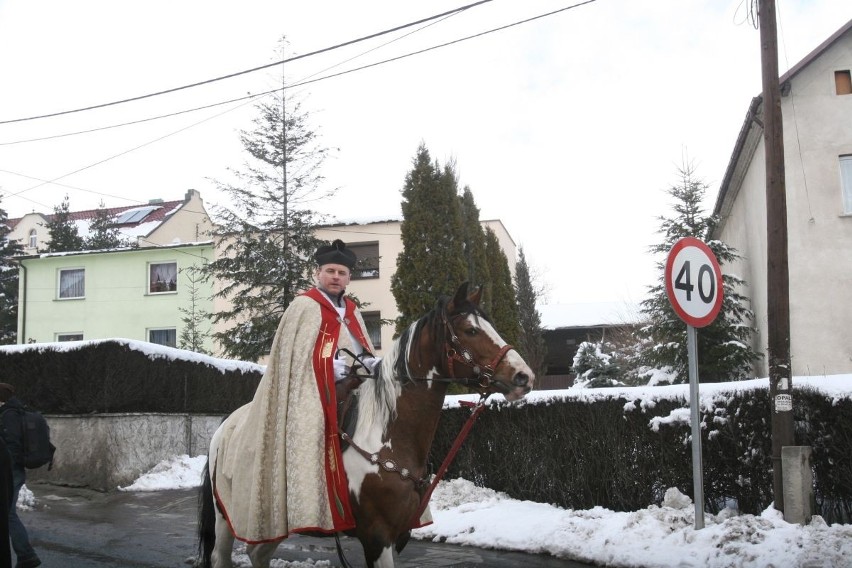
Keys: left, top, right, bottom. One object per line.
{"left": 196, "top": 283, "right": 534, "bottom": 567}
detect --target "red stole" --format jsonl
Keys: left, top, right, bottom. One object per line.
{"left": 302, "top": 287, "right": 369, "bottom": 531}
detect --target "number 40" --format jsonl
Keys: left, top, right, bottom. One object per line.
{"left": 675, "top": 261, "right": 716, "bottom": 304}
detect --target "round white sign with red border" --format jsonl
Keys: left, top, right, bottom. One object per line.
{"left": 665, "top": 237, "right": 723, "bottom": 328}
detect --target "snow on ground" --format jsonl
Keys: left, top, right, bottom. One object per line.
{"left": 24, "top": 452, "right": 844, "bottom": 568}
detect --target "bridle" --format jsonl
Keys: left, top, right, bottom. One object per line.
{"left": 441, "top": 309, "right": 516, "bottom": 393}
{"left": 339, "top": 305, "right": 518, "bottom": 492}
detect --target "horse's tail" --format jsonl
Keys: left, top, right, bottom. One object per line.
{"left": 196, "top": 457, "right": 215, "bottom": 568}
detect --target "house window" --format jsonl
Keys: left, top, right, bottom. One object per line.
{"left": 149, "top": 262, "right": 177, "bottom": 293}
{"left": 148, "top": 328, "right": 177, "bottom": 348}
{"left": 58, "top": 268, "right": 85, "bottom": 299}
{"left": 348, "top": 242, "right": 380, "bottom": 280}
{"left": 56, "top": 333, "right": 83, "bottom": 342}
{"left": 28, "top": 229, "right": 37, "bottom": 249}
{"left": 836, "top": 70, "right": 852, "bottom": 95}
{"left": 362, "top": 311, "right": 382, "bottom": 349}
{"left": 841, "top": 155, "right": 852, "bottom": 214}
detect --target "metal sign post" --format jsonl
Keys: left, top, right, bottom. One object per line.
{"left": 665, "top": 237, "right": 724, "bottom": 530}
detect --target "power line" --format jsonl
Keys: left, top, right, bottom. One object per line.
{"left": 288, "top": 0, "right": 597, "bottom": 89}
{"left": 0, "top": 1, "right": 595, "bottom": 148}
{"left": 0, "top": 0, "right": 493, "bottom": 125}
{"left": 1, "top": 0, "right": 597, "bottom": 212}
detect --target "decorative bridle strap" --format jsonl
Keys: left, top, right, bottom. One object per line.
{"left": 339, "top": 430, "right": 428, "bottom": 489}
{"left": 447, "top": 343, "right": 514, "bottom": 388}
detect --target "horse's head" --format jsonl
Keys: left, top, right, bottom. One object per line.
{"left": 438, "top": 282, "right": 535, "bottom": 401}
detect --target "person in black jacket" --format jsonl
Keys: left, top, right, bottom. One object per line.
{"left": 0, "top": 435, "right": 12, "bottom": 568}
{"left": 0, "top": 384, "right": 40, "bottom": 568}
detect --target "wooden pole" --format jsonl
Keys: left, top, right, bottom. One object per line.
{"left": 758, "top": 0, "right": 794, "bottom": 513}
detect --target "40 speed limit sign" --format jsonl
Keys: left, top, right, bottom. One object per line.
{"left": 665, "top": 237, "right": 723, "bottom": 328}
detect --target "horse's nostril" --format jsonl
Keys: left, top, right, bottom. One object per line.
{"left": 513, "top": 373, "right": 529, "bottom": 387}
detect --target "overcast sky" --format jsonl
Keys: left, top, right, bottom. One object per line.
{"left": 1, "top": 1, "right": 850, "bottom": 306}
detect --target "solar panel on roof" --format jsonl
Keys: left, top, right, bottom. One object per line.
{"left": 113, "top": 206, "right": 159, "bottom": 224}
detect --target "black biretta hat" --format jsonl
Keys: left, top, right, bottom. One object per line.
{"left": 314, "top": 239, "right": 357, "bottom": 269}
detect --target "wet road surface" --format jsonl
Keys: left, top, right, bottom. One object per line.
{"left": 23, "top": 483, "right": 595, "bottom": 567}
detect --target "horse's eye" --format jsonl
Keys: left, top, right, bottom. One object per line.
{"left": 464, "top": 327, "right": 479, "bottom": 337}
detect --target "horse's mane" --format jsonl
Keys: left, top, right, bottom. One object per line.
{"left": 356, "top": 294, "right": 490, "bottom": 437}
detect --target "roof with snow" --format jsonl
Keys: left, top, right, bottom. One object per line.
{"left": 538, "top": 302, "right": 643, "bottom": 330}
{"left": 8, "top": 199, "right": 183, "bottom": 237}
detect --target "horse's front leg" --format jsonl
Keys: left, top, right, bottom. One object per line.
{"left": 246, "top": 541, "right": 280, "bottom": 567}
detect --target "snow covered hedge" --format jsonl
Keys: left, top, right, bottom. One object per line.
{"left": 433, "top": 379, "right": 852, "bottom": 524}
{"left": 0, "top": 339, "right": 262, "bottom": 414}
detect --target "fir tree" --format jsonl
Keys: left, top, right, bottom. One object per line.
{"left": 483, "top": 227, "right": 519, "bottom": 346}
{"left": 572, "top": 341, "right": 625, "bottom": 388}
{"left": 0, "top": 197, "right": 24, "bottom": 344}
{"left": 85, "top": 201, "right": 130, "bottom": 250}
{"left": 636, "top": 162, "right": 760, "bottom": 383}
{"left": 205, "top": 88, "right": 329, "bottom": 361}
{"left": 459, "top": 187, "right": 490, "bottom": 306}
{"left": 45, "top": 195, "right": 85, "bottom": 252}
{"left": 178, "top": 266, "right": 212, "bottom": 355}
{"left": 514, "top": 247, "right": 547, "bottom": 378}
{"left": 391, "top": 144, "right": 467, "bottom": 333}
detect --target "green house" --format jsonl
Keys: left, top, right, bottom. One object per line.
{"left": 17, "top": 242, "right": 214, "bottom": 352}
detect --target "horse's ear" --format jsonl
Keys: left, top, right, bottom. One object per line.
{"left": 450, "top": 282, "right": 470, "bottom": 312}
{"left": 468, "top": 284, "right": 482, "bottom": 307}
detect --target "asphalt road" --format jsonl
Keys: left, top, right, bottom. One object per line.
{"left": 22, "top": 483, "right": 594, "bottom": 567}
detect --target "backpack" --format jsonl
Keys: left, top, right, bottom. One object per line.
{"left": 2, "top": 407, "right": 56, "bottom": 470}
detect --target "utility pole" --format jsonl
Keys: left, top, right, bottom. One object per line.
{"left": 758, "top": 0, "right": 794, "bottom": 513}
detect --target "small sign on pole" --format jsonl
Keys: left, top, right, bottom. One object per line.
{"left": 665, "top": 237, "right": 724, "bottom": 530}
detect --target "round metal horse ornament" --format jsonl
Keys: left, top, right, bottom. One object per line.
{"left": 197, "top": 283, "right": 534, "bottom": 567}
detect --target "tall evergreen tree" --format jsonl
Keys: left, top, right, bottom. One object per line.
{"left": 391, "top": 145, "right": 467, "bottom": 333}
{"left": 459, "top": 187, "right": 490, "bottom": 307}
{"left": 204, "top": 88, "right": 329, "bottom": 361}
{"left": 483, "top": 227, "right": 519, "bottom": 346}
{"left": 0, "top": 197, "right": 24, "bottom": 344}
{"left": 636, "top": 162, "right": 760, "bottom": 383}
{"left": 45, "top": 195, "right": 84, "bottom": 252}
{"left": 514, "top": 247, "right": 547, "bottom": 378}
{"left": 85, "top": 201, "right": 130, "bottom": 250}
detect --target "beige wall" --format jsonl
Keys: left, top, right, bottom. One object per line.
{"left": 714, "top": 32, "right": 852, "bottom": 376}
{"left": 145, "top": 189, "right": 214, "bottom": 246}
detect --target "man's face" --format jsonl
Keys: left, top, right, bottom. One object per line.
{"left": 316, "top": 263, "right": 351, "bottom": 295}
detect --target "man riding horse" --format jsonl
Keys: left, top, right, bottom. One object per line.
{"left": 211, "top": 239, "right": 379, "bottom": 543}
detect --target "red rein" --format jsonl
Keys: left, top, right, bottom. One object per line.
{"left": 411, "top": 398, "right": 488, "bottom": 525}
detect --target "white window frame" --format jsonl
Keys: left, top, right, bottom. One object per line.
{"left": 56, "top": 332, "right": 83, "bottom": 342}
{"left": 148, "top": 261, "right": 178, "bottom": 294}
{"left": 28, "top": 229, "right": 37, "bottom": 249}
{"left": 841, "top": 155, "right": 852, "bottom": 215}
{"left": 58, "top": 268, "right": 85, "bottom": 300}
{"left": 148, "top": 328, "right": 177, "bottom": 348}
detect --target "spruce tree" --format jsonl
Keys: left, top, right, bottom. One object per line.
{"left": 0, "top": 197, "right": 24, "bottom": 344}
{"left": 483, "top": 227, "right": 519, "bottom": 346}
{"left": 45, "top": 195, "right": 85, "bottom": 252}
{"left": 459, "top": 187, "right": 490, "bottom": 306}
{"left": 514, "top": 247, "right": 547, "bottom": 378}
{"left": 391, "top": 145, "right": 467, "bottom": 333}
{"left": 205, "top": 89, "right": 328, "bottom": 361}
{"left": 636, "top": 162, "right": 760, "bottom": 383}
{"left": 85, "top": 201, "right": 131, "bottom": 250}
{"left": 178, "top": 266, "right": 212, "bottom": 355}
